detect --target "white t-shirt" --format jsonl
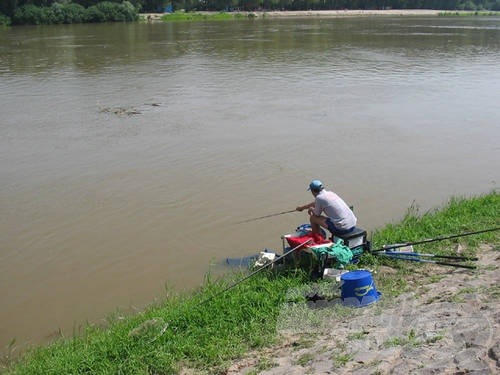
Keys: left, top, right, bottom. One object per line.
{"left": 313, "top": 190, "right": 357, "bottom": 230}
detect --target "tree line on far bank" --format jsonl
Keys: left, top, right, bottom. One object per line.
{"left": 1, "top": 0, "right": 499, "bottom": 26}
{"left": 0, "top": 1, "right": 138, "bottom": 25}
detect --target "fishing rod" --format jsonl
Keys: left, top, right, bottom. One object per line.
{"left": 201, "top": 238, "right": 312, "bottom": 305}
{"left": 370, "top": 227, "right": 500, "bottom": 253}
{"left": 235, "top": 209, "right": 297, "bottom": 224}
{"left": 381, "top": 251, "right": 478, "bottom": 261}
{"left": 377, "top": 253, "right": 477, "bottom": 270}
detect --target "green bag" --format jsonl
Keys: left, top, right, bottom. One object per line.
{"left": 310, "top": 239, "right": 353, "bottom": 269}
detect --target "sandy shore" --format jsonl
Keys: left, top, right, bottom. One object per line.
{"left": 246, "top": 9, "right": 443, "bottom": 17}
{"left": 219, "top": 244, "right": 499, "bottom": 374}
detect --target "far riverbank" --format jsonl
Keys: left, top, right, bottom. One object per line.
{"left": 241, "top": 9, "right": 444, "bottom": 17}
{"left": 140, "top": 9, "right": 473, "bottom": 21}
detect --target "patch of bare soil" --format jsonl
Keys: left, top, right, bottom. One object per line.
{"left": 224, "top": 244, "right": 499, "bottom": 374}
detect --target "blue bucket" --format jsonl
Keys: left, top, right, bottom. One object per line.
{"left": 340, "top": 270, "right": 381, "bottom": 307}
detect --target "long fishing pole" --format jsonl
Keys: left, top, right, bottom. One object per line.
{"left": 235, "top": 209, "right": 297, "bottom": 224}
{"left": 377, "top": 253, "right": 477, "bottom": 269}
{"left": 201, "top": 238, "right": 312, "bottom": 305}
{"left": 370, "top": 227, "right": 500, "bottom": 253}
{"left": 381, "top": 251, "right": 478, "bottom": 261}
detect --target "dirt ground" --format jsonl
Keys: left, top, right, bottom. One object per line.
{"left": 224, "top": 244, "right": 499, "bottom": 374}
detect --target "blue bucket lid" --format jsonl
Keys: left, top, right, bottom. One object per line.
{"left": 340, "top": 269, "right": 372, "bottom": 281}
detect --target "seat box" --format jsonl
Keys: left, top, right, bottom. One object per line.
{"left": 333, "top": 227, "right": 367, "bottom": 249}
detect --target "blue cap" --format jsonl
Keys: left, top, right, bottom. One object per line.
{"left": 308, "top": 180, "right": 324, "bottom": 191}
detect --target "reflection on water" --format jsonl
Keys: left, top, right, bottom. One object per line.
{"left": 0, "top": 16, "right": 499, "bottom": 354}
{"left": 1, "top": 17, "right": 499, "bottom": 73}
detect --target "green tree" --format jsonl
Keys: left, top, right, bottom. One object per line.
{"left": 12, "top": 4, "right": 46, "bottom": 25}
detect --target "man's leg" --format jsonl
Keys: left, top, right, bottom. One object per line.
{"left": 309, "top": 215, "right": 328, "bottom": 235}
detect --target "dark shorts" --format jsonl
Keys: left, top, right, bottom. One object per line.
{"left": 325, "top": 218, "right": 355, "bottom": 236}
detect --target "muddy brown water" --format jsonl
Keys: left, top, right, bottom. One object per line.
{"left": 1, "top": 16, "right": 499, "bottom": 354}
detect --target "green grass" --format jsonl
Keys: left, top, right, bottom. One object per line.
{"left": 370, "top": 193, "right": 499, "bottom": 251}
{"left": 383, "top": 327, "right": 446, "bottom": 348}
{"left": 254, "top": 357, "right": 277, "bottom": 371}
{"left": 3, "top": 269, "right": 309, "bottom": 374}
{"left": 347, "top": 330, "right": 369, "bottom": 340}
{"left": 383, "top": 328, "right": 420, "bottom": 348}
{"left": 160, "top": 11, "right": 249, "bottom": 22}
{"left": 364, "top": 192, "right": 499, "bottom": 297}
{"left": 294, "top": 352, "right": 315, "bottom": 367}
{"left": 332, "top": 352, "right": 354, "bottom": 367}
{"left": 3, "top": 191, "right": 499, "bottom": 374}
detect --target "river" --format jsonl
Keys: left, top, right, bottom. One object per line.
{"left": 0, "top": 15, "right": 499, "bottom": 354}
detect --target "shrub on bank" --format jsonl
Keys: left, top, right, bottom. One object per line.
{"left": 12, "top": 1, "right": 138, "bottom": 25}
{"left": 49, "top": 2, "right": 86, "bottom": 24}
{"left": 0, "top": 13, "right": 10, "bottom": 26}
{"left": 87, "top": 1, "right": 138, "bottom": 22}
{"left": 12, "top": 5, "right": 44, "bottom": 25}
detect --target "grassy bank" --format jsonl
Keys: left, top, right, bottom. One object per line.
{"left": 142, "top": 10, "right": 500, "bottom": 23}
{"left": 3, "top": 192, "right": 499, "bottom": 374}
{"left": 158, "top": 12, "right": 251, "bottom": 22}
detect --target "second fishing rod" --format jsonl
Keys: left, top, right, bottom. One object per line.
{"left": 370, "top": 227, "right": 500, "bottom": 253}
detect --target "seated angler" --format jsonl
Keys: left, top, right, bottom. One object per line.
{"left": 296, "top": 179, "right": 357, "bottom": 240}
